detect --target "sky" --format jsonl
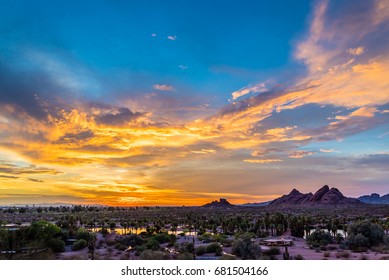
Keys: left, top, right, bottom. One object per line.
{"left": 0, "top": 0, "right": 388, "bottom": 206}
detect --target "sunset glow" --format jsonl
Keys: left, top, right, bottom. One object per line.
{"left": 0, "top": 0, "right": 388, "bottom": 206}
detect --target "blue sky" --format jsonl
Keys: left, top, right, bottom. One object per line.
{"left": 0, "top": 0, "right": 388, "bottom": 205}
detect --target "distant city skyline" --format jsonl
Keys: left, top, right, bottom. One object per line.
{"left": 0, "top": 0, "right": 388, "bottom": 206}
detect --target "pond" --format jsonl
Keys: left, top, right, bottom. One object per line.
{"left": 304, "top": 228, "right": 346, "bottom": 239}
{"left": 87, "top": 227, "right": 198, "bottom": 236}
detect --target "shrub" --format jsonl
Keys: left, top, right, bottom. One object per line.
{"left": 121, "top": 234, "right": 144, "bottom": 247}
{"left": 306, "top": 230, "right": 333, "bottom": 247}
{"left": 76, "top": 228, "right": 91, "bottom": 241}
{"left": 146, "top": 238, "right": 160, "bottom": 250}
{"left": 323, "top": 251, "right": 331, "bottom": 258}
{"left": 336, "top": 251, "right": 350, "bottom": 259}
{"left": 347, "top": 220, "right": 384, "bottom": 247}
{"left": 178, "top": 252, "right": 194, "bottom": 260}
{"left": 264, "top": 247, "right": 281, "bottom": 256}
{"left": 345, "top": 234, "right": 369, "bottom": 252}
{"left": 335, "top": 233, "right": 344, "bottom": 244}
{"left": 294, "top": 254, "right": 304, "bottom": 260}
{"left": 140, "top": 250, "right": 169, "bottom": 260}
{"left": 72, "top": 239, "right": 87, "bottom": 251}
{"left": 383, "top": 234, "right": 389, "bottom": 245}
{"left": 115, "top": 242, "right": 127, "bottom": 251}
{"left": 177, "top": 242, "right": 194, "bottom": 254}
{"left": 47, "top": 238, "right": 65, "bottom": 253}
{"left": 206, "top": 242, "right": 221, "bottom": 254}
{"left": 195, "top": 245, "right": 206, "bottom": 256}
{"left": 154, "top": 233, "right": 171, "bottom": 244}
{"left": 232, "top": 233, "right": 261, "bottom": 260}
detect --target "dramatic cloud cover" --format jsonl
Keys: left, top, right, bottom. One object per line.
{"left": 0, "top": 0, "right": 388, "bottom": 206}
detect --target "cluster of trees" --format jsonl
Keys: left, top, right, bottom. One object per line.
{"left": 0, "top": 220, "right": 97, "bottom": 259}
{"left": 0, "top": 221, "right": 65, "bottom": 258}
{"left": 305, "top": 219, "right": 388, "bottom": 252}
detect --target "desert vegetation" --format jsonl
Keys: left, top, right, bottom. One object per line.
{"left": 1, "top": 204, "right": 389, "bottom": 260}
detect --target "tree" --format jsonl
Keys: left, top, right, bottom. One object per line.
{"left": 345, "top": 220, "right": 385, "bottom": 250}
{"left": 306, "top": 229, "right": 333, "bottom": 247}
{"left": 231, "top": 233, "right": 261, "bottom": 260}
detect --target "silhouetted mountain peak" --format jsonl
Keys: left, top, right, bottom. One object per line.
{"left": 358, "top": 193, "right": 389, "bottom": 204}
{"left": 270, "top": 185, "right": 362, "bottom": 206}
{"left": 202, "top": 198, "right": 235, "bottom": 208}
{"left": 289, "top": 188, "right": 302, "bottom": 196}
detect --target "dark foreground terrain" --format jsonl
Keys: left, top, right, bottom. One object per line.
{"left": 1, "top": 203, "right": 389, "bottom": 260}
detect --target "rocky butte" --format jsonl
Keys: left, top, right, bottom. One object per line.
{"left": 269, "top": 185, "right": 363, "bottom": 206}
{"left": 202, "top": 198, "right": 236, "bottom": 208}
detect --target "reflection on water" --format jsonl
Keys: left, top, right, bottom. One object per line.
{"left": 88, "top": 227, "right": 198, "bottom": 236}
{"left": 304, "top": 229, "right": 346, "bottom": 239}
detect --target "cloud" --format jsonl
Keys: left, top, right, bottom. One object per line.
{"left": 0, "top": 162, "right": 61, "bottom": 175}
{"left": 251, "top": 148, "right": 280, "bottom": 157}
{"left": 94, "top": 107, "right": 144, "bottom": 126}
{"left": 320, "top": 148, "right": 336, "bottom": 153}
{"left": 0, "top": 175, "right": 19, "bottom": 179}
{"left": 167, "top": 35, "right": 177, "bottom": 41}
{"left": 288, "top": 151, "right": 315, "bottom": 159}
{"left": 243, "top": 159, "right": 283, "bottom": 164}
{"left": 153, "top": 84, "right": 174, "bottom": 91}
{"left": 355, "top": 153, "right": 389, "bottom": 168}
{"left": 178, "top": 65, "right": 188, "bottom": 70}
{"left": 151, "top": 33, "right": 157, "bottom": 37}
{"left": 347, "top": 47, "right": 365, "bottom": 56}
{"left": 231, "top": 83, "right": 268, "bottom": 100}
{"left": 56, "top": 130, "right": 95, "bottom": 144}
{"left": 27, "top": 178, "right": 44, "bottom": 183}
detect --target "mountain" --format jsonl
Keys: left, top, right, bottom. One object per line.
{"left": 202, "top": 198, "right": 235, "bottom": 208}
{"left": 358, "top": 193, "right": 389, "bottom": 204}
{"left": 270, "top": 185, "right": 362, "bottom": 206}
{"left": 269, "top": 188, "right": 312, "bottom": 206}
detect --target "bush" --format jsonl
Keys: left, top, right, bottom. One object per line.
{"left": 336, "top": 251, "right": 350, "bottom": 259}
{"left": 294, "top": 254, "right": 305, "bottom": 260}
{"left": 76, "top": 228, "right": 91, "bottom": 241}
{"left": 178, "top": 252, "right": 194, "bottom": 260}
{"left": 383, "top": 234, "right": 389, "bottom": 245}
{"left": 72, "top": 239, "right": 87, "bottom": 251}
{"left": 140, "top": 250, "right": 169, "bottom": 260}
{"left": 206, "top": 242, "right": 221, "bottom": 254}
{"left": 264, "top": 247, "right": 281, "bottom": 256}
{"left": 306, "top": 230, "right": 333, "bottom": 247}
{"left": 323, "top": 252, "right": 331, "bottom": 258}
{"left": 198, "top": 233, "right": 212, "bottom": 243}
{"left": 121, "top": 234, "right": 144, "bottom": 247}
{"left": 232, "top": 233, "right": 261, "bottom": 260}
{"left": 347, "top": 220, "right": 384, "bottom": 247}
{"left": 146, "top": 238, "right": 160, "bottom": 250}
{"left": 195, "top": 245, "right": 206, "bottom": 256}
{"left": 154, "top": 233, "right": 171, "bottom": 244}
{"left": 47, "top": 238, "right": 65, "bottom": 253}
{"left": 115, "top": 242, "right": 128, "bottom": 251}
{"left": 177, "top": 242, "right": 195, "bottom": 254}
{"left": 345, "top": 234, "right": 369, "bottom": 252}
{"left": 335, "top": 233, "right": 344, "bottom": 244}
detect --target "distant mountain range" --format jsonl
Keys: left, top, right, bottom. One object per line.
{"left": 358, "top": 193, "right": 389, "bottom": 204}
{"left": 240, "top": 185, "right": 389, "bottom": 207}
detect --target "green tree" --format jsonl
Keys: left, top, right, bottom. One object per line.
{"left": 231, "top": 233, "right": 261, "bottom": 259}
